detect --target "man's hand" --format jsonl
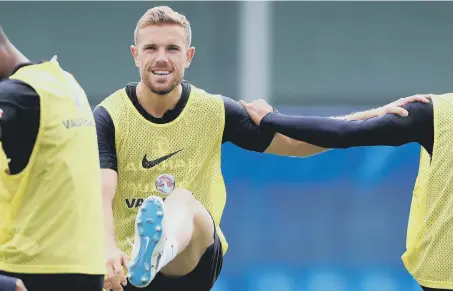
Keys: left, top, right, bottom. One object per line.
{"left": 104, "top": 245, "right": 129, "bottom": 291}
{"left": 15, "top": 279, "right": 27, "bottom": 291}
{"left": 239, "top": 99, "right": 273, "bottom": 126}
{"left": 336, "top": 94, "right": 432, "bottom": 121}
{"left": 376, "top": 94, "right": 431, "bottom": 117}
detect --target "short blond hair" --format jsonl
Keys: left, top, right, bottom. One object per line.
{"left": 134, "top": 6, "right": 192, "bottom": 47}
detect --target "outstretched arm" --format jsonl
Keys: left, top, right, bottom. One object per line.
{"left": 222, "top": 95, "right": 431, "bottom": 157}
{"left": 246, "top": 100, "right": 434, "bottom": 154}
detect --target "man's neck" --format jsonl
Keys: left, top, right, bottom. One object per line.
{"left": 136, "top": 82, "right": 182, "bottom": 118}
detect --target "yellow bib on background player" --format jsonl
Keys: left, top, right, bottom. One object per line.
{"left": 98, "top": 84, "right": 228, "bottom": 257}
{"left": 402, "top": 93, "right": 453, "bottom": 289}
{"left": 0, "top": 59, "right": 105, "bottom": 274}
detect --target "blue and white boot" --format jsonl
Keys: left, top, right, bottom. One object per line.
{"left": 128, "top": 196, "right": 166, "bottom": 288}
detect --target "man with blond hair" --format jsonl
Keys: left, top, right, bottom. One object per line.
{"left": 94, "top": 6, "right": 429, "bottom": 291}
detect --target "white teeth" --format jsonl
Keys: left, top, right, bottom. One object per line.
{"left": 153, "top": 71, "right": 170, "bottom": 75}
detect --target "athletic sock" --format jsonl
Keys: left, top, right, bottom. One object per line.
{"left": 156, "top": 235, "right": 178, "bottom": 272}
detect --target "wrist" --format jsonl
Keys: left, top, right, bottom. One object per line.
{"left": 106, "top": 237, "right": 118, "bottom": 249}
{"left": 260, "top": 111, "right": 275, "bottom": 127}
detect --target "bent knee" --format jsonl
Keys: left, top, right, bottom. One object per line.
{"left": 193, "top": 210, "right": 215, "bottom": 246}
{"left": 165, "top": 188, "right": 206, "bottom": 213}
{"left": 166, "top": 188, "right": 214, "bottom": 246}
{"left": 166, "top": 188, "right": 195, "bottom": 203}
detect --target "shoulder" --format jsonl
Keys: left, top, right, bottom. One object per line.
{"left": 0, "top": 78, "right": 39, "bottom": 106}
{"left": 93, "top": 106, "right": 115, "bottom": 143}
{"left": 0, "top": 78, "right": 37, "bottom": 98}
{"left": 430, "top": 93, "right": 453, "bottom": 121}
{"left": 93, "top": 106, "right": 113, "bottom": 125}
{"left": 221, "top": 95, "right": 241, "bottom": 110}
{"left": 97, "top": 85, "right": 130, "bottom": 119}
{"left": 185, "top": 83, "right": 249, "bottom": 120}
{"left": 188, "top": 82, "right": 221, "bottom": 100}
{"left": 188, "top": 83, "right": 225, "bottom": 112}
{"left": 431, "top": 93, "right": 453, "bottom": 107}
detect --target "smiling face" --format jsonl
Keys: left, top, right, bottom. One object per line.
{"left": 130, "top": 6, "right": 194, "bottom": 96}
{"left": 131, "top": 24, "right": 194, "bottom": 95}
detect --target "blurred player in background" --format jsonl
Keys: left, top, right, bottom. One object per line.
{"left": 94, "top": 6, "right": 429, "bottom": 291}
{"left": 241, "top": 96, "right": 452, "bottom": 291}
{"left": 0, "top": 26, "right": 105, "bottom": 291}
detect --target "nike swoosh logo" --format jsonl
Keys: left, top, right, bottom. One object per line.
{"left": 142, "top": 149, "right": 183, "bottom": 169}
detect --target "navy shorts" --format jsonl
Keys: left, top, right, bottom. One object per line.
{"left": 123, "top": 223, "right": 223, "bottom": 291}
{"left": 0, "top": 271, "right": 103, "bottom": 291}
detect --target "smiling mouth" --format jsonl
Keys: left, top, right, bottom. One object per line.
{"left": 152, "top": 70, "right": 171, "bottom": 76}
